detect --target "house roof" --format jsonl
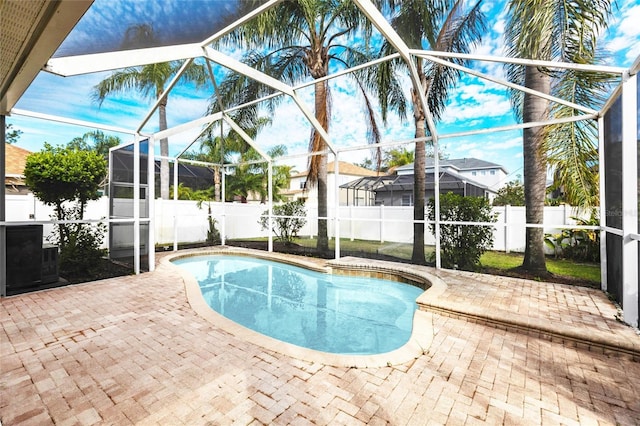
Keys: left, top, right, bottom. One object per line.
{"left": 395, "top": 157, "right": 508, "bottom": 174}
{"left": 291, "top": 161, "right": 380, "bottom": 179}
{"left": 341, "top": 169, "right": 496, "bottom": 194}
{"left": 5, "top": 143, "right": 31, "bottom": 176}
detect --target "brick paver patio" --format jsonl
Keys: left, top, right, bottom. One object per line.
{"left": 2, "top": 249, "right": 639, "bottom": 425}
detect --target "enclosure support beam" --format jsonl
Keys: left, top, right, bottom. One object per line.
{"left": 598, "top": 117, "right": 607, "bottom": 292}
{"left": 148, "top": 137, "right": 156, "bottom": 272}
{"left": 1, "top": 114, "right": 6, "bottom": 297}
{"left": 133, "top": 135, "right": 141, "bottom": 275}
{"left": 221, "top": 167, "right": 226, "bottom": 246}
{"left": 334, "top": 154, "right": 341, "bottom": 260}
{"left": 268, "top": 162, "right": 273, "bottom": 253}
{"left": 621, "top": 74, "right": 638, "bottom": 327}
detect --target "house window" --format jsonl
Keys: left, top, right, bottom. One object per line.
{"left": 401, "top": 194, "right": 413, "bottom": 206}
{"left": 299, "top": 181, "right": 307, "bottom": 189}
{"left": 472, "top": 171, "right": 477, "bottom": 176}
{"left": 490, "top": 170, "right": 496, "bottom": 175}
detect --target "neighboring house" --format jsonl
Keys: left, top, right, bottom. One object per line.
{"left": 342, "top": 169, "right": 497, "bottom": 206}
{"left": 4, "top": 143, "right": 31, "bottom": 195}
{"left": 284, "top": 161, "right": 380, "bottom": 206}
{"left": 395, "top": 157, "right": 509, "bottom": 192}
{"left": 341, "top": 157, "right": 506, "bottom": 206}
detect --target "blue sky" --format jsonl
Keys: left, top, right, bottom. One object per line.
{"left": 7, "top": 0, "right": 640, "bottom": 187}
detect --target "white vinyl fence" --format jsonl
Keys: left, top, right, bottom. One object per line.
{"left": 331, "top": 204, "right": 585, "bottom": 253}
{"left": 5, "top": 194, "right": 110, "bottom": 247}
{"left": 6, "top": 195, "right": 590, "bottom": 254}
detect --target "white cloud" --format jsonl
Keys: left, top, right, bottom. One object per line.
{"left": 440, "top": 83, "right": 512, "bottom": 125}
{"left": 604, "top": 3, "right": 640, "bottom": 67}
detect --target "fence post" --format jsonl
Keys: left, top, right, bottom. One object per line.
{"left": 350, "top": 205, "right": 354, "bottom": 242}
{"left": 505, "top": 205, "right": 510, "bottom": 253}
{"left": 173, "top": 213, "right": 178, "bottom": 251}
{"left": 380, "top": 204, "right": 384, "bottom": 243}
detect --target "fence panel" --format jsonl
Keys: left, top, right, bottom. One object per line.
{"left": 5, "top": 195, "right": 591, "bottom": 253}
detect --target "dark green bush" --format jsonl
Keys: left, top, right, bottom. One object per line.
{"left": 492, "top": 180, "right": 524, "bottom": 206}
{"left": 428, "top": 193, "right": 497, "bottom": 270}
{"left": 57, "top": 224, "right": 108, "bottom": 278}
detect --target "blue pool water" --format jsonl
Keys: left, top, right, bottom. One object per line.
{"left": 172, "top": 255, "right": 424, "bottom": 355}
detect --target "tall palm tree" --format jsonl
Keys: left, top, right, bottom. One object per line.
{"left": 376, "top": 0, "right": 485, "bottom": 264}
{"left": 212, "top": 0, "right": 386, "bottom": 252}
{"left": 505, "top": 0, "right": 613, "bottom": 275}
{"left": 93, "top": 25, "right": 208, "bottom": 199}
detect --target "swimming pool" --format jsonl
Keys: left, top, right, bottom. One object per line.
{"left": 172, "top": 254, "right": 425, "bottom": 355}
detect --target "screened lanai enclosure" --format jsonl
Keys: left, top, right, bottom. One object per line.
{"left": 0, "top": 0, "right": 638, "bottom": 328}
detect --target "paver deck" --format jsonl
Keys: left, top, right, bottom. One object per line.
{"left": 2, "top": 248, "right": 639, "bottom": 425}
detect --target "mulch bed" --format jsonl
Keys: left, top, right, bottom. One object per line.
{"left": 226, "top": 240, "right": 600, "bottom": 289}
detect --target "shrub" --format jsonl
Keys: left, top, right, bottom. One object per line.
{"left": 492, "top": 180, "right": 524, "bottom": 206}
{"left": 48, "top": 207, "right": 107, "bottom": 277}
{"left": 428, "top": 193, "right": 497, "bottom": 270}
{"left": 259, "top": 200, "right": 307, "bottom": 244}
{"left": 544, "top": 210, "right": 600, "bottom": 262}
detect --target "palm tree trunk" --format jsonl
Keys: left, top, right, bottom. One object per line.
{"left": 521, "top": 65, "right": 550, "bottom": 274}
{"left": 412, "top": 138, "right": 426, "bottom": 265}
{"left": 317, "top": 151, "right": 329, "bottom": 251}
{"left": 314, "top": 80, "right": 329, "bottom": 251}
{"left": 159, "top": 98, "right": 170, "bottom": 200}
{"left": 213, "top": 166, "right": 221, "bottom": 202}
{"left": 411, "top": 65, "right": 428, "bottom": 265}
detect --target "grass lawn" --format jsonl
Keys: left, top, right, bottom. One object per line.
{"left": 234, "top": 237, "right": 600, "bottom": 285}
{"left": 479, "top": 251, "right": 600, "bottom": 284}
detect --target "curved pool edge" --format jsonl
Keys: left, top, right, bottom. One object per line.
{"left": 162, "top": 247, "right": 445, "bottom": 368}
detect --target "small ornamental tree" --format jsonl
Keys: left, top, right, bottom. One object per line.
{"left": 24, "top": 144, "right": 108, "bottom": 277}
{"left": 193, "top": 188, "right": 221, "bottom": 246}
{"left": 259, "top": 200, "right": 307, "bottom": 244}
{"left": 428, "top": 193, "right": 497, "bottom": 271}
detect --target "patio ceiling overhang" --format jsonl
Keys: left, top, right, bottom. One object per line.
{"left": 0, "top": 0, "right": 93, "bottom": 115}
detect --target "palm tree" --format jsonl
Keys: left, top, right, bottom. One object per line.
{"left": 384, "top": 147, "right": 414, "bottom": 170}
{"left": 67, "top": 130, "right": 121, "bottom": 156}
{"left": 243, "top": 144, "right": 295, "bottom": 203}
{"left": 224, "top": 145, "right": 295, "bottom": 203}
{"left": 376, "top": 0, "right": 485, "bottom": 264}
{"left": 192, "top": 116, "right": 271, "bottom": 202}
{"left": 92, "top": 25, "right": 208, "bottom": 199}
{"left": 225, "top": 162, "right": 264, "bottom": 202}
{"left": 505, "top": 0, "right": 613, "bottom": 275}
{"left": 212, "top": 0, "right": 385, "bottom": 252}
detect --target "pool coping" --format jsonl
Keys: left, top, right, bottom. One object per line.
{"left": 161, "top": 247, "right": 441, "bottom": 368}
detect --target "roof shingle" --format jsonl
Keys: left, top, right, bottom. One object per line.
{"left": 291, "top": 161, "right": 380, "bottom": 178}
{"left": 5, "top": 143, "right": 31, "bottom": 176}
